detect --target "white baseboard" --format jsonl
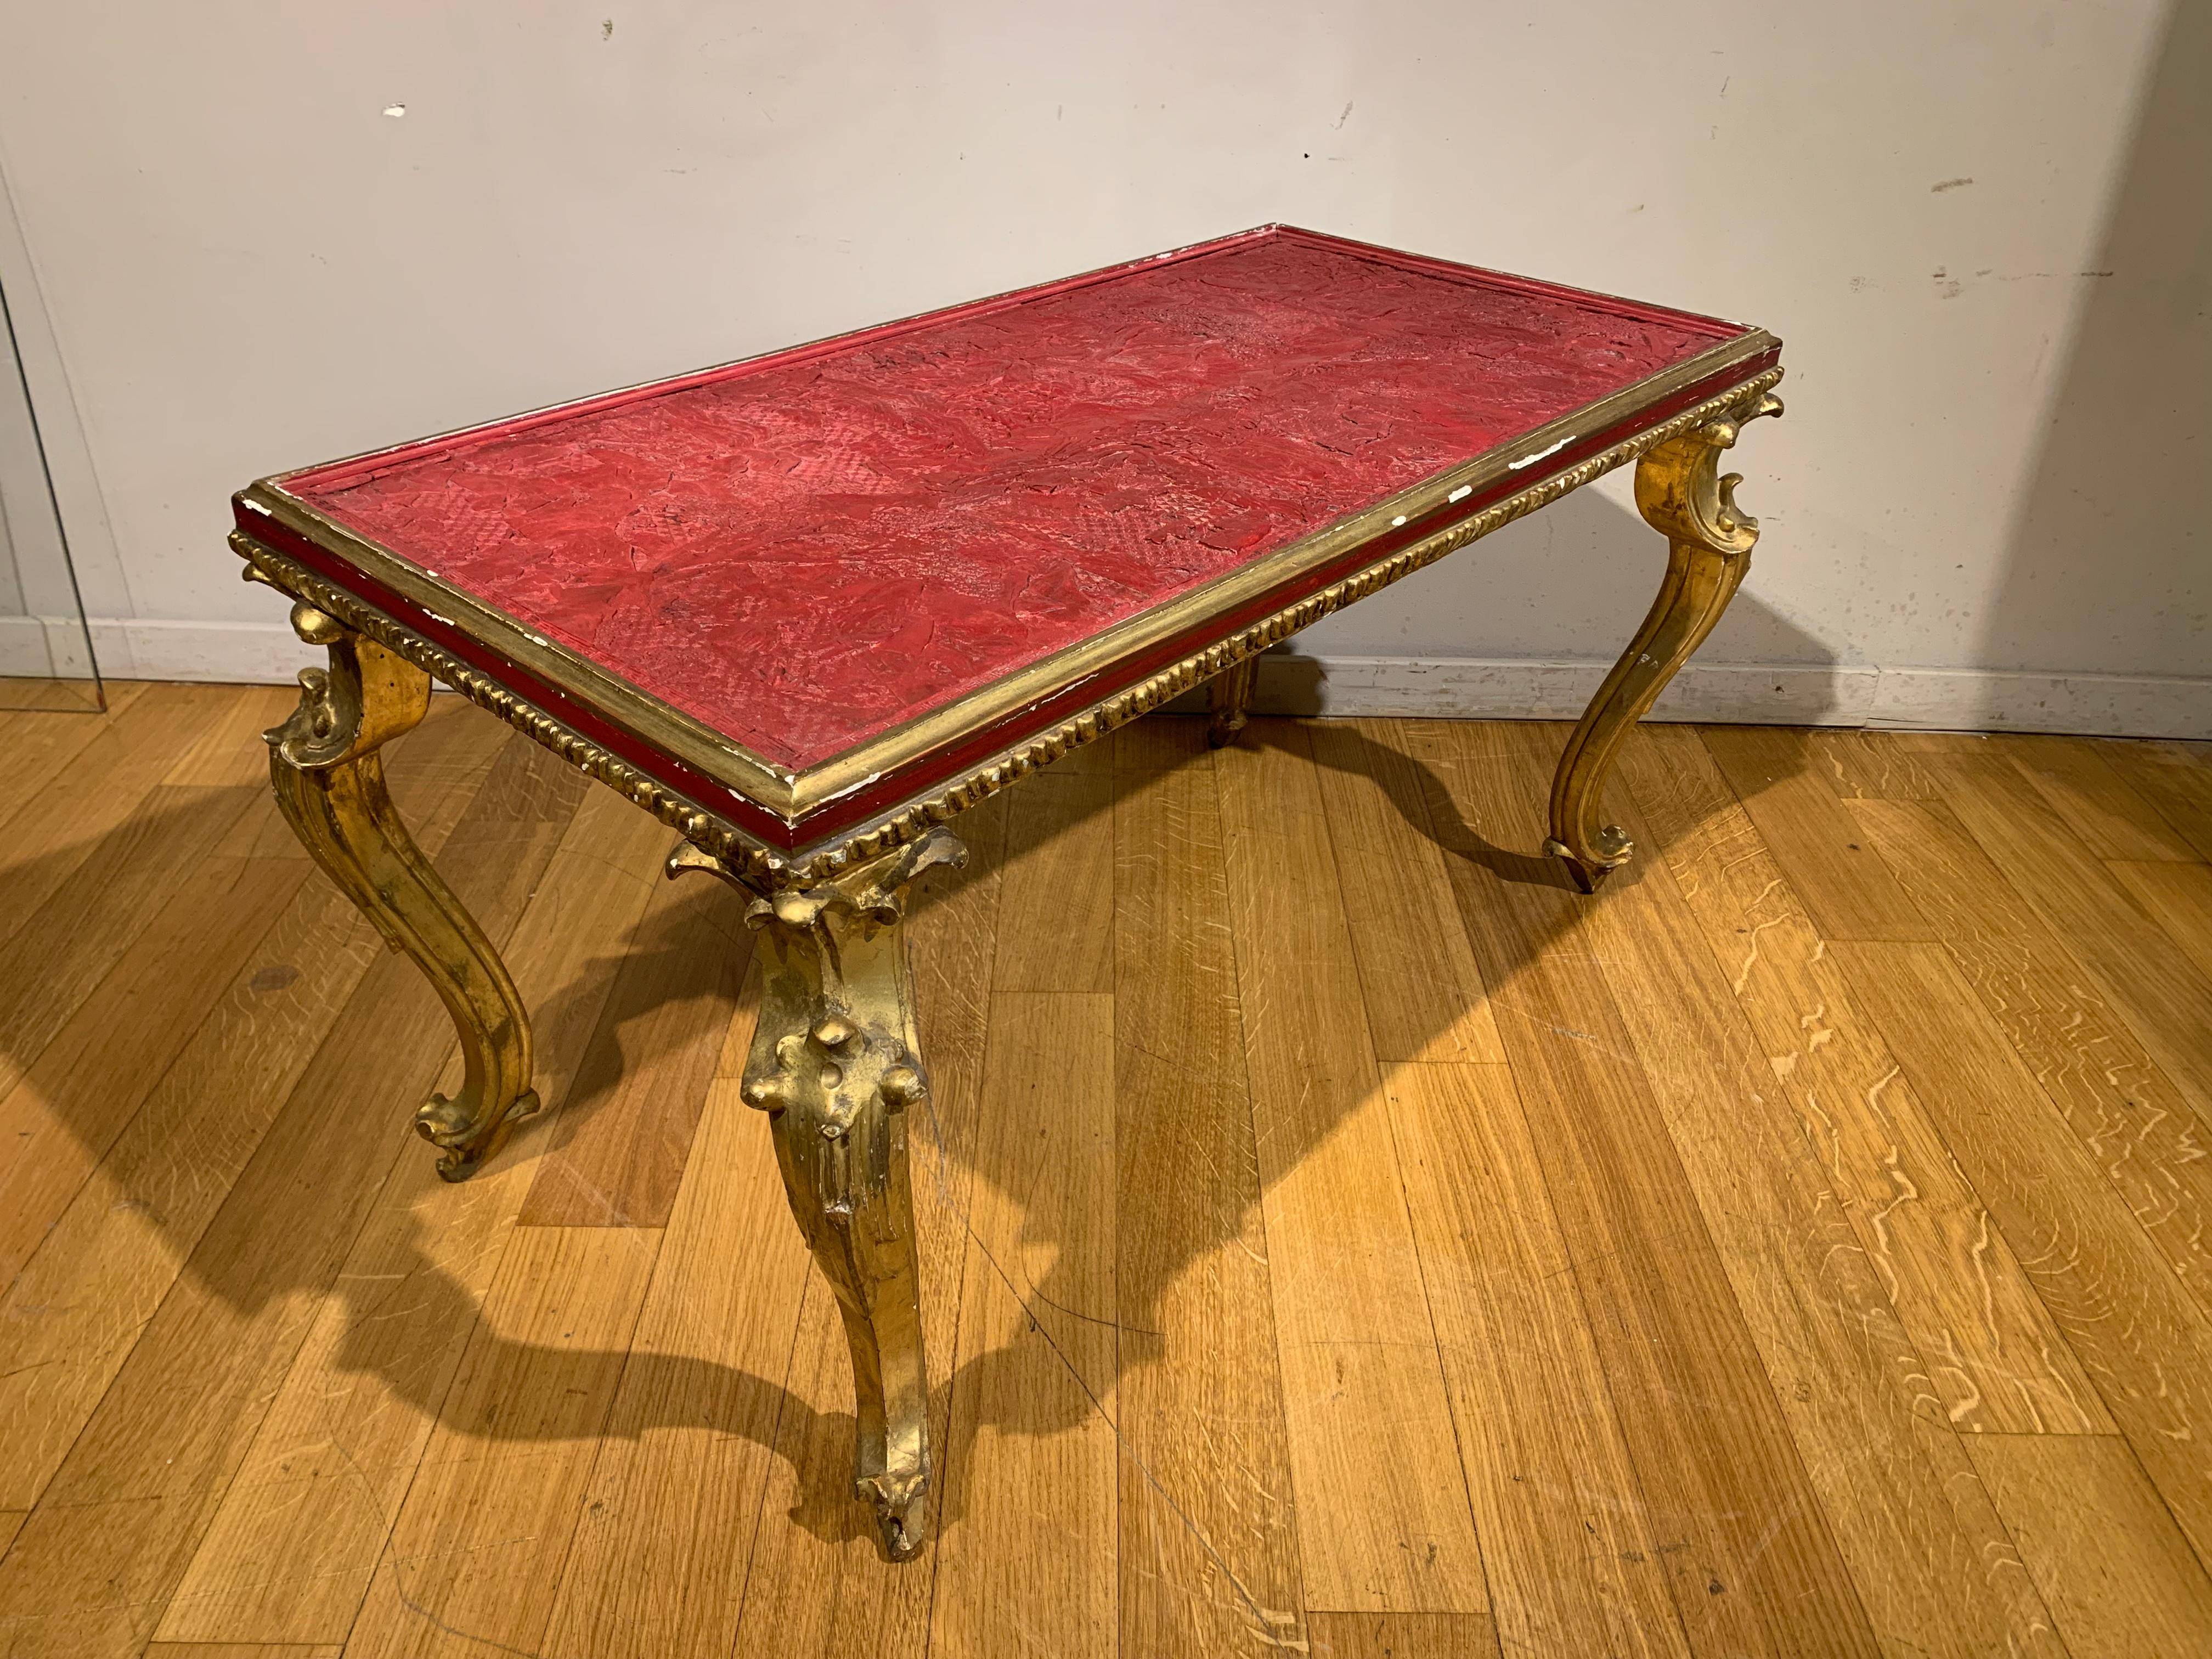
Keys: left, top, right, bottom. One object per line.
{"left": 5, "top": 616, "right": 2207, "bottom": 740}
{"left": 0, "top": 613, "right": 320, "bottom": 684}
{"left": 1231, "top": 653, "right": 2212, "bottom": 738}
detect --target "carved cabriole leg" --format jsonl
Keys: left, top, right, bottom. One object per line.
{"left": 1546, "top": 392, "right": 1784, "bottom": 892}
{"left": 670, "top": 828, "right": 966, "bottom": 1559}
{"left": 1207, "top": 655, "right": 1260, "bottom": 747}
{"left": 268, "top": 598, "right": 539, "bottom": 1178}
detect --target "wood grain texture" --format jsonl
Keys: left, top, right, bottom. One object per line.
{"left": 1800, "top": 729, "right": 1944, "bottom": 802}
{"left": 1847, "top": 796, "right": 2212, "bottom": 1319}
{"left": 933, "top": 991, "right": 1119, "bottom": 1657}
{"left": 157, "top": 785, "right": 673, "bottom": 1646}
{"left": 517, "top": 864, "right": 753, "bottom": 1227}
{"left": 1386, "top": 1060, "right": 1688, "bottom": 1658}
{"left": 0, "top": 778, "right": 266, "bottom": 1107}
{"left": 1112, "top": 718, "right": 1305, "bottom": 1656}
{"left": 1996, "top": 734, "right": 2202, "bottom": 862}
{"left": 0, "top": 855, "right": 308, "bottom": 1291}
{"left": 340, "top": 1225, "right": 662, "bottom": 1659}
{"left": 1570, "top": 742, "right": 2059, "bottom": 1655}
{"left": 0, "top": 735, "right": 582, "bottom": 1656}
{"left": 1618, "top": 725, "right": 2104, "bottom": 1438}
{"left": 538, "top": 1069, "right": 812, "bottom": 1659}
{"left": 0, "top": 681, "right": 146, "bottom": 828}
{"left": 993, "top": 765, "right": 1115, "bottom": 993}
{"left": 1306, "top": 1610, "right": 1503, "bottom": 1658}
{"left": 1696, "top": 725, "right": 1933, "bottom": 943}
{"left": 1935, "top": 751, "right": 2212, "bottom": 1118}
{"left": 1966, "top": 1435, "right": 2212, "bottom": 1657}
{"left": 1310, "top": 719, "right": 1506, "bottom": 1066}
{"left": 2108, "top": 860, "right": 2212, "bottom": 986}
{"left": 0, "top": 684, "right": 232, "bottom": 917}
{"left": 0, "top": 707, "right": 516, "bottom": 1515}
{"left": 1216, "top": 721, "right": 1485, "bottom": 1615}
{"left": 2098, "top": 738, "right": 2212, "bottom": 859}
{"left": 1415, "top": 718, "right": 1879, "bottom": 1656}
{"left": 1835, "top": 941, "right": 2212, "bottom": 1568}
{"left": 9, "top": 697, "right": 2212, "bottom": 1656}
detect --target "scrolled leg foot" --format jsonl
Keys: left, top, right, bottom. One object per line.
{"left": 1548, "top": 392, "right": 1782, "bottom": 890}
{"left": 671, "top": 829, "right": 965, "bottom": 1560}
{"left": 266, "top": 597, "right": 539, "bottom": 1181}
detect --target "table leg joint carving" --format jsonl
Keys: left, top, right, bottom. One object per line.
{"left": 267, "top": 599, "right": 540, "bottom": 1180}
{"left": 669, "top": 827, "right": 966, "bottom": 1559}
{"left": 1548, "top": 391, "right": 1784, "bottom": 891}
{"left": 1207, "top": 657, "right": 1260, "bottom": 747}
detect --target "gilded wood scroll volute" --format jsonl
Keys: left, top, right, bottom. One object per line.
{"left": 267, "top": 597, "right": 540, "bottom": 1178}
{"left": 1547, "top": 393, "right": 1784, "bottom": 892}
{"left": 670, "top": 828, "right": 965, "bottom": 1559}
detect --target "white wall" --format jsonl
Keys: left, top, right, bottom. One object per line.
{"left": 0, "top": 2, "right": 2202, "bottom": 732}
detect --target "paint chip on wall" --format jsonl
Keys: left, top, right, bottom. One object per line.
{"left": 383, "top": 104, "right": 406, "bottom": 117}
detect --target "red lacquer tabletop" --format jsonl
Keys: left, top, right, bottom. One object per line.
{"left": 268, "top": 227, "right": 1751, "bottom": 775}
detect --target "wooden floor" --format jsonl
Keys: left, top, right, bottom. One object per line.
{"left": 4, "top": 684, "right": 2212, "bottom": 1658}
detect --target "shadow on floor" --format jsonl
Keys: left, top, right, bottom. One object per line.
{"left": 0, "top": 691, "right": 1809, "bottom": 1564}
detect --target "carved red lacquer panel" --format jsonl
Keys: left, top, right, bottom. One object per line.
{"left": 283, "top": 228, "right": 1740, "bottom": 771}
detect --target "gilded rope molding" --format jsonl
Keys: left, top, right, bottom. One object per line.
{"left": 235, "top": 365, "right": 1781, "bottom": 888}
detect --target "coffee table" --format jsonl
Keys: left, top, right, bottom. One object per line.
{"left": 229, "top": 224, "right": 1782, "bottom": 1558}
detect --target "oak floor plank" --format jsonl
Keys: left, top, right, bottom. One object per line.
{"left": 0, "top": 709, "right": 517, "bottom": 1515}
{"left": 0, "top": 678, "right": 138, "bottom": 715}
{"left": 2097, "top": 737, "right": 2212, "bottom": 859}
{"left": 932, "top": 991, "right": 1119, "bottom": 1658}
{"left": 0, "top": 735, "right": 582, "bottom": 1658}
{"left": 0, "top": 682, "right": 248, "bottom": 941}
{"left": 1215, "top": 721, "right": 1486, "bottom": 1615}
{"left": 1966, "top": 1435, "right": 2212, "bottom": 1658}
{"left": 340, "top": 1224, "right": 663, "bottom": 1658}
{"left": 1307, "top": 1610, "right": 1503, "bottom": 1658}
{"left": 0, "top": 681, "right": 148, "bottom": 826}
{"left": 0, "top": 778, "right": 268, "bottom": 1107}
{"left": 1801, "top": 729, "right": 1946, "bottom": 801}
{"left": 1310, "top": 719, "right": 1507, "bottom": 1066}
{"left": 1696, "top": 725, "right": 1934, "bottom": 942}
{"left": 159, "top": 684, "right": 297, "bottom": 788}
{"left": 1844, "top": 798, "right": 2212, "bottom": 1319}
{"left": 1618, "top": 725, "right": 2107, "bottom": 1437}
{"left": 1935, "top": 751, "right": 2212, "bottom": 1119}
{"left": 1112, "top": 718, "right": 1305, "bottom": 1657}
{"left": 1415, "top": 718, "right": 1878, "bottom": 1657}
{"left": 539, "top": 1069, "right": 814, "bottom": 1658}
{"left": 1387, "top": 1060, "right": 1689, "bottom": 1658}
{"left": 725, "top": 793, "right": 1009, "bottom": 1657}
{"left": 1835, "top": 940, "right": 2212, "bottom": 1569}
{"left": 156, "top": 785, "right": 675, "bottom": 1646}
{"left": 1561, "top": 738, "right": 2061, "bottom": 1655}
{"left": 1996, "top": 733, "right": 2202, "bottom": 862}
{"left": 0, "top": 855, "right": 309, "bottom": 1291}
{"left": 992, "top": 763, "right": 1115, "bottom": 993}
{"left": 517, "top": 859, "right": 753, "bottom": 1227}
{"left": 2106, "top": 860, "right": 2212, "bottom": 986}
{"left": 16, "top": 698, "right": 2212, "bottom": 1652}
